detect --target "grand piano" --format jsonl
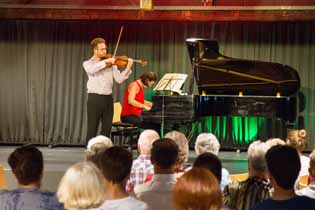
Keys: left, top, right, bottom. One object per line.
{"left": 142, "top": 38, "right": 301, "bottom": 130}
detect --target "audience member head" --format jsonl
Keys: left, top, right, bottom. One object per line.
{"left": 151, "top": 138, "right": 179, "bottom": 172}
{"left": 8, "top": 145, "right": 43, "bottom": 187}
{"left": 57, "top": 162, "right": 105, "bottom": 210}
{"left": 265, "top": 138, "right": 285, "bottom": 148}
{"left": 247, "top": 140, "right": 269, "bottom": 178}
{"left": 94, "top": 146, "right": 133, "bottom": 186}
{"left": 309, "top": 149, "right": 315, "bottom": 179}
{"left": 265, "top": 145, "right": 301, "bottom": 190}
{"left": 195, "top": 133, "right": 220, "bottom": 156}
{"left": 193, "top": 152, "right": 222, "bottom": 182}
{"left": 165, "top": 131, "right": 189, "bottom": 171}
{"left": 173, "top": 168, "right": 222, "bottom": 210}
{"left": 138, "top": 129, "right": 160, "bottom": 155}
{"left": 86, "top": 135, "right": 113, "bottom": 161}
{"left": 286, "top": 129, "right": 307, "bottom": 154}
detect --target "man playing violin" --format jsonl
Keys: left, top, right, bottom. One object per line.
{"left": 83, "top": 37, "right": 133, "bottom": 144}
{"left": 121, "top": 72, "right": 158, "bottom": 129}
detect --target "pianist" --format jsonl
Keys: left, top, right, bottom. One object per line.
{"left": 121, "top": 72, "right": 158, "bottom": 128}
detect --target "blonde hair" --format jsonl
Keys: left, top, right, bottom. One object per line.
{"left": 57, "top": 162, "right": 105, "bottom": 210}
{"left": 165, "top": 131, "right": 189, "bottom": 170}
{"left": 287, "top": 129, "right": 307, "bottom": 152}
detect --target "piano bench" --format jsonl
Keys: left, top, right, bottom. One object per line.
{"left": 111, "top": 123, "right": 140, "bottom": 151}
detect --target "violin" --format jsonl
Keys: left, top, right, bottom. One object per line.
{"left": 103, "top": 26, "right": 148, "bottom": 69}
{"left": 103, "top": 53, "right": 148, "bottom": 69}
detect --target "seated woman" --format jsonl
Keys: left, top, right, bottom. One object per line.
{"left": 0, "top": 146, "right": 64, "bottom": 210}
{"left": 173, "top": 167, "right": 223, "bottom": 210}
{"left": 121, "top": 71, "right": 158, "bottom": 129}
{"left": 223, "top": 141, "right": 272, "bottom": 210}
{"left": 57, "top": 161, "right": 105, "bottom": 210}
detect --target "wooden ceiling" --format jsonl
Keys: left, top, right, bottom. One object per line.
{"left": 1, "top": 0, "right": 315, "bottom": 21}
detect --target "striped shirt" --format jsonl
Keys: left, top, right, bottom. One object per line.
{"left": 224, "top": 177, "right": 272, "bottom": 210}
{"left": 83, "top": 57, "right": 131, "bottom": 95}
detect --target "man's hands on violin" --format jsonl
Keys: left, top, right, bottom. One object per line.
{"left": 104, "top": 57, "right": 116, "bottom": 66}
{"left": 104, "top": 57, "right": 133, "bottom": 72}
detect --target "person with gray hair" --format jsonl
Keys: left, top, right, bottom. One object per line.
{"left": 165, "top": 131, "right": 189, "bottom": 174}
{"left": 126, "top": 129, "right": 160, "bottom": 192}
{"left": 297, "top": 149, "right": 315, "bottom": 199}
{"left": 85, "top": 135, "right": 113, "bottom": 161}
{"left": 224, "top": 140, "right": 272, "bottom": 210}
{"left": 195, "top": 133, "right": 231, "bottom": 190}
{"left": 265, "top": 138, "right": 285, "bottom": 148}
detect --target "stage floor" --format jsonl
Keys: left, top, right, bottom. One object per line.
{"left": 0, "top": 146, "right": 249, "bottom": 191}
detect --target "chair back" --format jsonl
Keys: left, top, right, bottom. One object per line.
{"left": 230, "top": 172, "right": 249, "bottom": 182}
{"left": 298, "top": 175, "right": 309, "bottom": 189}
{"left": 113, "top": 102, "right": 122, "bottom": 123}
{"left": 0, "top": 165, "right": 6, "bottom": 189}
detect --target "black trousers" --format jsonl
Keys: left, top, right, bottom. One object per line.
{"left": 121, "top": 114, "right": 161, "bottom": 134}
{"left": 86, "top": 93, "right": 113, "bottom": 144}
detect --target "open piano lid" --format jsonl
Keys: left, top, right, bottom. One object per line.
{"left": 186, "top": 38, "right": 300, "bottom": 96}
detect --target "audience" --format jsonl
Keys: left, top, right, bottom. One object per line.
{"left": 297, "top": 149, "right": 315, "bottom": 199}
{"left": 126, "top": 129, "right": 160, "bottom": 192}
{"left": 4, "top": 129, "right": 315, "bottom": 210}
{"left": 251, "top": 145, "right": 315, "bottom": 210}
{"left": 224, "top": 140, "right": 271, "bottom": 210}
{"left": 0, "top": 146, "right": 64, "bottom": 210}
{"left": 92, "top": 146, "right": 149, "bottom": 210}
{"left": 286, "top": 129, "right": 309, "bottom": 177}
{"left": 173, "top": 168, "right": 223, "bottom": 210}
{"left": 57, "top": 162, "right": 105, "bottom": 210}
{"left": 85, "top": 135, "right": 113, "bottom": 161}
{"left": 195, "top": 133, "right": 232, "bottom": 190}
{"left": 165, "top": 131, "right": 189, "bottom": 175}
{"left": 134, "top": 138, "right": 179, "bottom": 210}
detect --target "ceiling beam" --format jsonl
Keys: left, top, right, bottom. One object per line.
{"left": 1, "top": 5, "right": 315, "bottom": 21}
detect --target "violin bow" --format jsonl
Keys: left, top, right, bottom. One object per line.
{"left": 113, "top": 26, "right": 124, "bottom": 57}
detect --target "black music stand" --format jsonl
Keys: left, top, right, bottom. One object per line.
{"left": 154, "top": 73, "right": 188, "bottom": 136}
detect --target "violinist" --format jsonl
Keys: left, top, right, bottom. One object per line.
{"left": 121, "top": 72, "right": 158, "bottom": 129}
{"left": 83, "top": 37, "right": 133, "bottom": 144}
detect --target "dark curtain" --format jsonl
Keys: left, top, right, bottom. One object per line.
{"left": 0, "top": 20, "right": 314, "bottom": 150}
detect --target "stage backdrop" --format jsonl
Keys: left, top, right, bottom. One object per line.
{"left": 0, "top": 20, "right": 314, "bottom": 150}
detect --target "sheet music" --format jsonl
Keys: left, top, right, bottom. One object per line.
{"left": 154, "top": 73, "right": 188, "bottom": 94}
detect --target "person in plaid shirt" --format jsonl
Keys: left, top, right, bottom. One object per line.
{"left": 126, "top": 129, "right": 160, "bottom": 192}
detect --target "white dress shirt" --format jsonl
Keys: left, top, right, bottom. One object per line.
{"left": 134, "top": 174, "right": 177, "bottom": 210}
{"left": 299, "top": 155, "right": 310, "bottom": 177}
{"left": 83, "top": 57, "right": 131, "bottom": 95}
{"left": 297, "top": 181, "right": 315, "bottom": 199}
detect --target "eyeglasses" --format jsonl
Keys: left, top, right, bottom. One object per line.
{"left": 97, "top": 48, "right": 107, "bottom": 51}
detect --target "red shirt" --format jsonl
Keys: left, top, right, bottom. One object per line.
{"left": 121, "top": 80, "right": 144, "bottom": 116}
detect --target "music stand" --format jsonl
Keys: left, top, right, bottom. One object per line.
{"left": 153, "top": 73, "right": 188, "bottom": 136}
